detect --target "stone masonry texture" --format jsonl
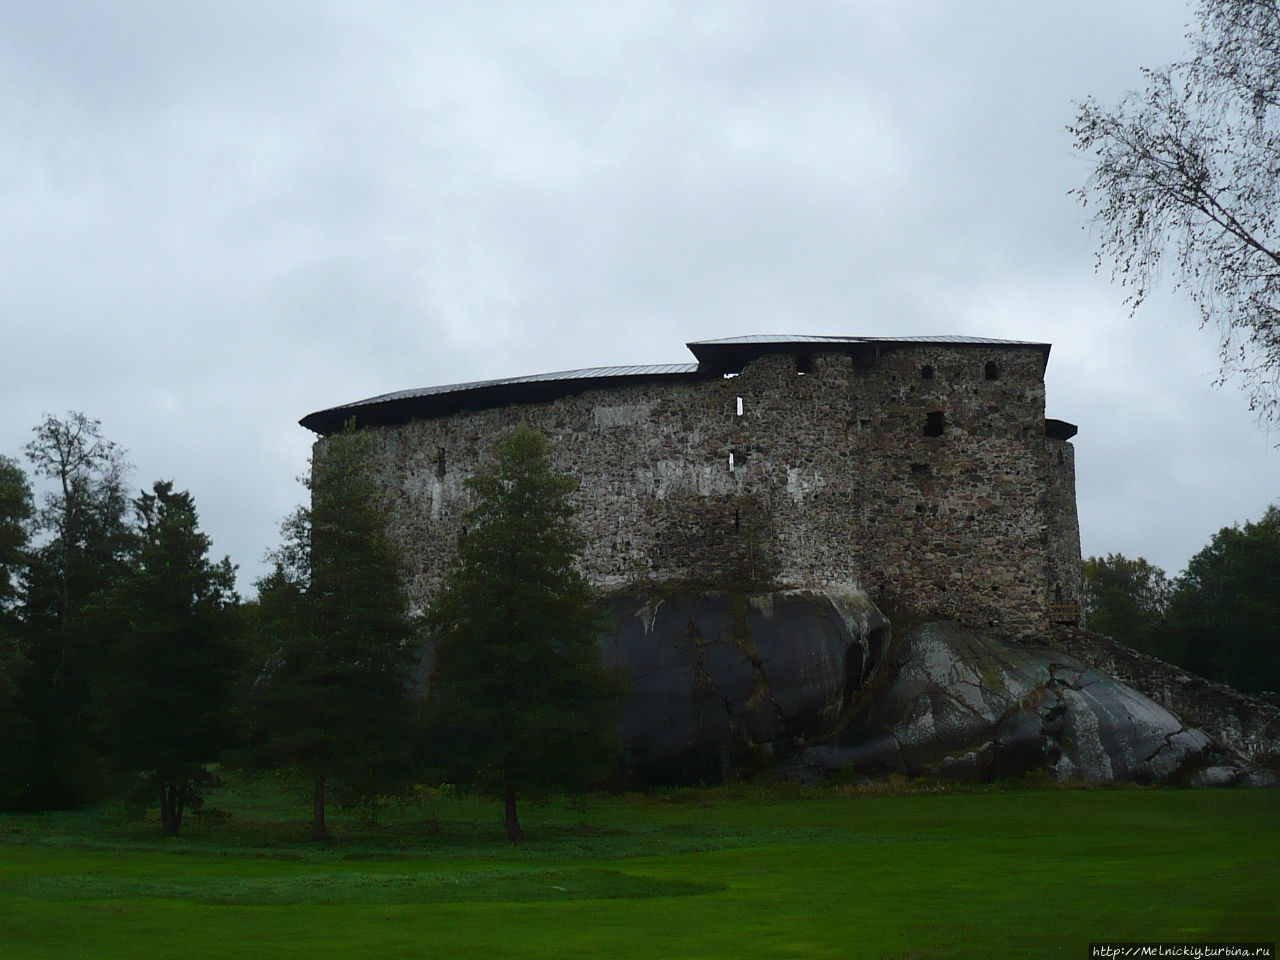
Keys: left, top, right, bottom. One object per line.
{"left": 313, "top": 341, "right": 1082, "bottom": 639}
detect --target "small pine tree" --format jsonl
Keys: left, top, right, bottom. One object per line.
{"left": 425, "top": 426, "right": 624, "bottom": 843}
{"left": 253, "top": 424, "right": 417, "bottom": 840}
{"left": 96, "top": 481, "right": 239, "bottom": 835}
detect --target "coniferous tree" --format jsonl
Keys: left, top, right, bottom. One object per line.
{"left": 0, "top": 457, "right": 34, "bottom": 808}
{"left": 96, "top": 481, "right": 239, "bottom": 835}
{"left": 18, "top": 413, "right": 134, "bottom": 807}
{"left": 253, "top": 425, "right": 417, "bottom": 840}
{"left": 425, "top": 426, "right": 623, "bottom": 843}
{"left": 0, "top": 456, "right": 32, "bottom": 615}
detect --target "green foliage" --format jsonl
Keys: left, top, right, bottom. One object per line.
{"left": 0, "top": 455, "right": 32, "bottom": 614}
{"left": 1165, "top": 505, "right": 1280, "bottom": 693}
{"left": 252, "top": 424, "right": 417, "bottom": 839}
{"left": 22, "top": 412, "right": 134, "bottom": 620}
{"left": 1085, "top": 508, "right": 1280, "bottom": 695}
{"left": 1081, "top": 553, "right": 1172, "bottom": 652}
{"left": 95, "top": 481, "right": 240, "bottom": 835}
{"left": 1070, "top": 0, "right": 1280, "bottom": 422}
{"left": 14, "top": 412, "right": 135, "bottom": 808}
{"left": 0, "top": 458, "right": 35, "bottom": 808}
{"left": 425, "top": 426, "right": 624, "bottom": 842}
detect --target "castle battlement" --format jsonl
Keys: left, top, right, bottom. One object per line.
{"left": 302, "top": 336, "right": 1082, "bottom": 637}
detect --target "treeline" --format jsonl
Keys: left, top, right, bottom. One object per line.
{"left": 1083, "top": 505, "right": 1280, "bottom": 695}
{"left": 0, "top": 415, "right": 619, "bottom": 841}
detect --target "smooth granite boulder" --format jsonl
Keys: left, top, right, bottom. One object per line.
{"left": 602, "top": 587, "right": 889, "bottom": 783}
{"left": 787, "top": 621, "right": 1260, "bottom": 784}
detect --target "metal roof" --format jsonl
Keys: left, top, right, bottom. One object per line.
{"left": 684, "top": 334, "right": 1050, "bottom": 374}
{"left": 301, "top": 335, "right": 1053, "bottom": 434}
{"left": 335, "top": 364, "right": 700, "bottom": 410}
{"left": 300, "top": 363, "right": 704, "bottom": 434}
{"left": 687, "top": 334, "right": 1047, "bottom": 347}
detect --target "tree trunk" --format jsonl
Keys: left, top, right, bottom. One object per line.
{"left": 504, "top": 785, "right": 525, "bottom": 844}
{"left": 312, "top": 775, "right": 327, "bottom": 841}
{"left": 174, "top": 784, "right": 186, "bottom": 836}
{"left": 160, "top": 784, "right": 179, "bottom": 837}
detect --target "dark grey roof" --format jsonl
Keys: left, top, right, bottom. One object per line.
{"left": 300, "top": 363, "right": 705, "bottom": 434}
{"left": 301, "top": 335, "right": 1053, "bottom": 434}
{"left": 688, "top": 334, "right": 1042, "bottom": 346}
{"left": 338, "top": 363, "right": 699, "bottom": 410}
{"left": 684, "top": 334, "right": 1050, "bottom": 372}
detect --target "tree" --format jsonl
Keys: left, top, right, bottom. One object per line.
{"left": 0, "top": 456, "right": 33, "bottom": 615}
{"left": 18, "top": 413, "right": 134, "bottom": 807}
{"left": 1164, "top": 505, "right": 1280, "bottom": 693}
{"left": 0, "top": 457, "right": 34, "bottom": 808}
{"left": 424, "top": 426, "right": 623, "bottom": 843}
{"left": 1081, "top": 553, "right": 1172, "bottom": 653}
{"left": 94, "top": 482, "right": 239, "bottom": 835}
{"left": 23, "top": 412, "right": 133, "bottom": 619}
{"left": 1070, "top": 0, "right": 1280, "bottom": 422}
{"left": 252, "top": 425, "right": 417, "bottom": 840}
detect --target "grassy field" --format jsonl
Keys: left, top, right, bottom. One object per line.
{"left": 0, "top": 778, "right": 1275, "bottom": 959}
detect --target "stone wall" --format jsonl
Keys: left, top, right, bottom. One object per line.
{"left": 344, "top": 343, "right": 1080, "bottom": 637}
{"left": 1042, "top": 438, "right": 1083, "bottom": 625}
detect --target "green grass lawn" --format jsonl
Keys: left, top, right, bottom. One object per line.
{"left": 0, "top": 779, "right": 1275, "bottom": 959}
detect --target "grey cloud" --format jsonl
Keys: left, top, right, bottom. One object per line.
{"left": 1, "top": 0, "right": 1275, "bottom": 591}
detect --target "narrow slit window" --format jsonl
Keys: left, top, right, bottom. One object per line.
{"left": 923, "top": 411, "right": 945, "bottom": 437}
{"left": 728, "top": 451, "right": 736, "bottom": 472}
{"left": 736, "top": 396, "right": 744, "bottom": 416}
{"left": 984, "top": 360, "right": 1000, "bottom": 381}
{"left": 435, "top": 446, "right": 446, "bottom": 479}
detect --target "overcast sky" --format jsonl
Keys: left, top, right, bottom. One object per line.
{"left": 2, "top": 0, "right": 1276, "bottom": 592}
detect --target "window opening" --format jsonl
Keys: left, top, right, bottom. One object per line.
{"left": 795, "top": 354, "right": 812, "bottom": 375}
{"left": 923, "top": 411, "right": 945, "bottom": 437}
{"left": 435, "top": 446, "right": 446, "bottom": 480}
{"left": 728, "top": 451, "right": 736, "bottom": 472}
{"left": 733, "top": 507, "right": 741, "bottom": 531}
{"left": 736, "top": 396, "right": 744, "bottom": 416}
{"left": 921, "top": 364, "right": 934, "bottom": 380}
{"left": 984, "top": 360, "right": 1000, "bottom": 381}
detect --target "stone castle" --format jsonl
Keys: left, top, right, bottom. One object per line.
{"left": 301, "top": 335, "right": 1083, "bottom": 639}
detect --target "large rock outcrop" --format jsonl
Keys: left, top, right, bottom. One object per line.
{"left": 790, "top": 621, "right": 1272, "bottom": 786}
{"left": 414, "top": 585, "right": 1273, "bottom": 787}
{"left": 602, "top": 587, "right": 888, "bottom": 783}
{"left": 1062, "top": 630, "right": 1280, "bottom": 769}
